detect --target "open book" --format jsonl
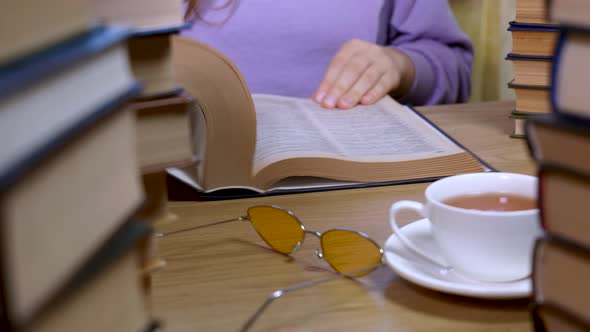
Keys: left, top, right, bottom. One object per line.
{"left": 168, "top": 37, "right": 487, "bottom": 195}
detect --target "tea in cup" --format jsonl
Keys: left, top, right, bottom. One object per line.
{"left": 389, "top": 172, "right": 542, "bottom": 282}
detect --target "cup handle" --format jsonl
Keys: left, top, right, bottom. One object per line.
{"left": 390, "top": 201, "right": 449, "bottom": 268}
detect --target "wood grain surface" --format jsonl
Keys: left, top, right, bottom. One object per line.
{"left": 153, "top": 101, "right": 536, "bottom": 332}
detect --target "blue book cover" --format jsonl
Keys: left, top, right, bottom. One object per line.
{"left": 506, "top": 53, "right": 554, "bottom": 62}
{"left": 509, "top": 21, "right": 560, "bottom": 32}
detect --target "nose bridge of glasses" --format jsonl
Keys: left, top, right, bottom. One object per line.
{"left": 303, "top": 230, "right": 324, "bottom": 259}
{"left": 304, "top": 229, "right": 322, "bottom": 238}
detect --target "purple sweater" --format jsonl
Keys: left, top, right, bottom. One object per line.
{"left": 182, "top": 0, "right": 473, "bottom": 105}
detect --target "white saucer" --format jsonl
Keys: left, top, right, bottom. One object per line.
{"left": 384, "top": 218, "right": 532, "bottom": 299}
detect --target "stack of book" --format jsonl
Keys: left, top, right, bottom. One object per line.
{"left": 0, "top": 3, "right": 157, "bottom": 332}
{"left": 92, "top": 0, "right": 198, "bottom": 294}
{"left": 507, "top": 0, "right": 560, "bottom": 138}
{"left": 526, "top": 1, "right": 590, "bottom": 331}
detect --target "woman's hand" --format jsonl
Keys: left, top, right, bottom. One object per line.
{"left": 312, "top": 39, "right": 415, "bottom": 109}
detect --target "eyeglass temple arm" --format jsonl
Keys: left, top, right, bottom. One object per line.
{"left": 156, "top": 216, "right": 247, "bottom": 237}
{"left": 238, "top": 264, "right": 382, "bottom": 332}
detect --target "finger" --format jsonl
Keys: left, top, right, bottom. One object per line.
{"left": 313, "top": 40, "right": 364, "bottom": 104}
{"left": 336, "top": 64, "right": 384, "bottom": 109}
{"left": 322, "top": 54, "right": 371, "bottom": 109}
{"left": 360, "top": 71, "right": 401, "bottom": 105}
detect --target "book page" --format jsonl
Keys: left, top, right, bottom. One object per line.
{"left": 252, "top": 94, "right": 464, "bottom": 173}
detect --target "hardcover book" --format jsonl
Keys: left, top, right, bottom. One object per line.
{"left": 509, "top": 22, "right": 560, "bottom": 57}
{"left": 131, "top": 93, "right": 196, "bottom": 172}
{"left": 527, "top": 115, "right": 590, "bottom": 176}
{"left": 538, "top": 166, "right": 590, "bottom": 248}
{"left": 0, "top": 26, "right": 137, "bottom": 179}
{"left": 0, "top": 106, "right": 144, "bottom": 329}
{"left": 507, "top": 53, "right": 553, "bottom": 86}
{"left": 168, "top": 37, "right": 489, "bottom": 196}
{"left": 0, "top": 26, "right": 144, "bottom": 328}
{"left": 508, "top": 81, "right": 552, "bottom": 114}
{"left": 533, "top": 238, "right": 590, "bottom": 327}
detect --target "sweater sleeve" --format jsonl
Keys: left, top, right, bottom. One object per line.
{"left": 388, "top": 1, "right": 474, "bottom": 105}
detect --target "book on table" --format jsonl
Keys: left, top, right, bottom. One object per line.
{"left": 528, "top": 2, "right": 590, "bottom": 331}
{"left": 509, "top": 22, "right": 559, "bottom": 57}
{"left": 508, "top": 81, "right": 551, "bottom": 115}
{"left": 0, "top": 26, "right": 144, "bottom": 329}
{"left": 128, "top": 32, "right": 183, "bottom": 99}
{"left": 533, "top": 238, "right": 590, "bottom": 329}
{"left": 131, "top": 92, "right": 197, "bottom": 173}
{"left": 167, "top": 36, "right": 488, "bottom": 196}
{"left": 131, "top": 92, "right": 197, "bottom": 278}
{"left": 536, "top": 166, "right": 590, "bottom": 248}
{"left": 527, "top": 115, "right": 590, "bottom": 176}
{"left": 507, "top": 54, "right": 553, "bottom": 87}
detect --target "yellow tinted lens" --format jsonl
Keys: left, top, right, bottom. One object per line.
{"left": 247, "top": 206, "right": 305, "bottom": 254}
{"left": 321, "top": 230, "right": 382, "bottom": 277}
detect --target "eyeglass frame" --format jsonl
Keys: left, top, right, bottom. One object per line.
{"left": 156, "top": 204, "right": 385, "bottom": 331}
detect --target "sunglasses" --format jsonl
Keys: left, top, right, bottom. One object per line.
{"left": 157, "top": 205, "right": 384, "bottom": 331}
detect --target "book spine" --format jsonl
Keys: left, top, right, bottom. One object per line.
{"left": 537, "top": 164, "right": 590, "bottom": 248}
{"left": 532, "top": 238, "right": 590, "bottom": 332}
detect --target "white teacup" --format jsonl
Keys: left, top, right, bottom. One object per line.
{"left": 389, "top": 172, "right": 543, "bottom": 283}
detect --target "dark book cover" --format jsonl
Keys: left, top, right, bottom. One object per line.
{"left": 506, "top": 53, "right": 554, "bottom": 62}
{"left": 508, "top": 80, "right": 552, "bottom": 90}
{"left": 509, "top": 21, "right": 561, "bottom": 31}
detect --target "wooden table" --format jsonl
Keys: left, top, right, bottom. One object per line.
{"left": 153, "top": 101, "right": 536, "bottom": 332}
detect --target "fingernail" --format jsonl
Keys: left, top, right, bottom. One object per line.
{"left": 324, "top": 95, "right": 337, "bottom": 108}
{"left": 340, "top": 97, "right": 352, "bottom": 107}
{"left": 361, "top": 95, "right": 371, "bottom": 104}
{"left": 315, "top": 91, "right": 326, "bottom": 103}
